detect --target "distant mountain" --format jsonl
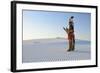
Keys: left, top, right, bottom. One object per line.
{"left": 55, "top": 37, "right": 65, "bottom": 39}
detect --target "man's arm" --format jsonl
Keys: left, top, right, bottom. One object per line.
{"left": 63, "top": 27, "right": 68, "bottom": 33}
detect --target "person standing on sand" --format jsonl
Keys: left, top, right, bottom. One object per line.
{"left": 63, "top": 16, "right": 75, "bottom": 52}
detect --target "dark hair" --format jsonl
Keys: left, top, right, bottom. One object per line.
{"left": 71, "top": 16, "right": 74, "bottom": 19}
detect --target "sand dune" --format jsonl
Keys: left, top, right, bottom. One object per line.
{"left": 22, "top": 38, "right": 91, "bottom": 63}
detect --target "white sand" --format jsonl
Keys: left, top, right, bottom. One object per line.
{"left": 22, "top": 38, "right": 91, "bottom": 63}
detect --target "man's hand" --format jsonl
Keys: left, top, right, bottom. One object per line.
{"left": 63, "top": 27, "right": 68, "bottom": 34}
{"left": 63, "top": 27, "right": 66, "bottom": 30}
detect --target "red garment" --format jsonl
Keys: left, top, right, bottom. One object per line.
{"left": 68, "top": 33, "right": 75, "bottom": 40}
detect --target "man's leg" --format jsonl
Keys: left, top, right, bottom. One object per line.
{"left": 67, "top": 40, "right": 72, "bottom": 51}
{"left": 72, "top": 38, "right": 75, "bottom": 51}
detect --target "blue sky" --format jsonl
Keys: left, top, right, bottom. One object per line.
{"left": 23, "top": 10, "right": 91, "bottom": 41}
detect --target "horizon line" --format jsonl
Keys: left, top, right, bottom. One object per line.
{"left": 23, "top": 37, "right": 90, "bottom": 41}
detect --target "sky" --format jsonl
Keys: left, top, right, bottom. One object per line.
{"left": 23, "top": 10, "right": 91, "bottom": 41}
